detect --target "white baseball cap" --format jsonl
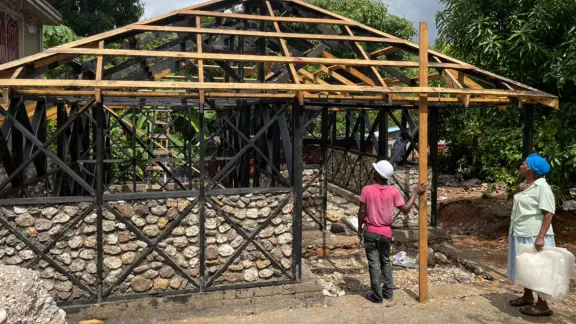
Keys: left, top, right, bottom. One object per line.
{"left": 372, "top": 160, "right": 394, "bottom": 179}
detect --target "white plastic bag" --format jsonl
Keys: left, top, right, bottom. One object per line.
{"left": 515, "top": 244, "right": 575, "bottom": 299}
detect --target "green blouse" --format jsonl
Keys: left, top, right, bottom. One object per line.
{"left": 509, "top": 178, "right": 555, "bottom": 237}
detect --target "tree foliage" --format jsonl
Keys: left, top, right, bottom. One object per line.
{"left": 47, "top": 0, "right": 144, "bottom": 37}
{"left": 436, "top": 0, "right": 576, "bottom": 200}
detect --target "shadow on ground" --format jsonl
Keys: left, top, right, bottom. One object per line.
{"left": 470, "top": 292, "right": 575, "bottom": 324}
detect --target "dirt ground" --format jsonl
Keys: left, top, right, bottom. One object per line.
{"left": 438, "top": 184, "right": 576, "bottom": 255}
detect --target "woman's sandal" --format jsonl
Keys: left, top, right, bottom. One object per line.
{"left": 520, "top": 305, "right": 553, "bottom": 317}
{"left": 509, "top": 297, "right": 535, "bottom": 307}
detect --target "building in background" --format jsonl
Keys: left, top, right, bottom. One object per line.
{"left": 0, "top": 0, "right": 61, "bottom": 64}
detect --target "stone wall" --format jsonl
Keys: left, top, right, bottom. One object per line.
{"left": 0, "top": 193, "right": 295, "bottom": 303}
{"left": 259, "top": 168, "right": 326, "bottom": 230}
{"left": 326, "top": 149, "right": 431, "bottom": 226}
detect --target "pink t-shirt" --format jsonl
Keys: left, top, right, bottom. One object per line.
{"left": 360, "top": 184, "right": 405, "bottom": 238}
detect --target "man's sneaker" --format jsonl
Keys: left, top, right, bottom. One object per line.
{"left": 365, "top": 293, "right": 383, "bottom": 304}
{"left": 383, "top": 299, "right": 396, "bottom": 307}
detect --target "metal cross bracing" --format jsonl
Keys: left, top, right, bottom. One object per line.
{"left": 0, "top": 0, "right": 558, "bottom": 306}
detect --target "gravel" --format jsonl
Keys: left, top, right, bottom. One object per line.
{"left": 0, "top": 265, "right": 67, "bottom": 324}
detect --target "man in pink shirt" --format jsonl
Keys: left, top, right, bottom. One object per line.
{"left": 358, "top": 160, "right": 426, "bottom": 306}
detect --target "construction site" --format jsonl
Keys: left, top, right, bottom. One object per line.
{"left": 0, "top": 0, "right": 573, "bottom": 323}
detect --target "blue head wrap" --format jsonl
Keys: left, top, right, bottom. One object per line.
{"left": 526, "top": 153, "right": 550, "bottom": 177}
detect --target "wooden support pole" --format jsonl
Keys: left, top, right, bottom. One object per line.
{"left": 418, "top": 22, "right": 429, "bottom": 303}
{"left": 429, "top": 107, "right": 439, "bottom": 227}
{"left": 196, "top": 16, "right": 205, "bottom": 104}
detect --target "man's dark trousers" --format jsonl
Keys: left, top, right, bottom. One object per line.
{"left": 363, "top": 230, "right": 393, "bottom": 301}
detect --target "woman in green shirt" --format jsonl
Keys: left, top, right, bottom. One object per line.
{"left": 508, "top": 153, "right": 555, "bottom": 317}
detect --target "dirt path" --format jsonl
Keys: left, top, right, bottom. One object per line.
{"left": 109, "top": 282, "right": 576, "bottom": 324}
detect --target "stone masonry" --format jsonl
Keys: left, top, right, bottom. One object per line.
{"left": 0, "top": 193, "right": 295, "bottom": 303}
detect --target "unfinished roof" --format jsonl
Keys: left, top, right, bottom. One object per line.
{"left": 0, "top": 0, "right": 559, "bottom": 109}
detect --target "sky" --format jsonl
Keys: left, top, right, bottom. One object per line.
{"left": 141, "top": 0, "right": 445, "bottom": 41}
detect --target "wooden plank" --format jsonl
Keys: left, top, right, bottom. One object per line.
{"left": 42, "top": 48, "right": 473, "bottom": 69}
{"left": 96, "top": 41, "right": 105, "bottom": 80}
{"left": 344, "top": 26, "right": 387, "bottom": 87}
{"left": 79, "top": 320, "right": 104, "bottom": 324}
{"left": 432, "top": 56, "right": 470, "bottom": 107}
{"left": 184, "top": 10, "right": 357, "bottom": 25}
{"left": 322, "top": 51, "right": 376, "bottom": 86}
{"left": 0, "top": 78, "right": 558, "bottom": 99}
{"left": 129, "top": 25, "right": 408, "bottom": 44}
{"left": 0, "top": 27, "right": 131, "bottom": 72}
{"left": 370, "top": 46, "right": 399, "bottom": 58}
{"left": 152, "top": 68, "right": 172, "bottom": 81}
{"left": 196, "top": 16, "right": 205, "bottom": 104}
{"left": 10, "top": 67, "right": 24, "bottom": 79}
{"left": 264, "top": 0, "right": 303, "bottom": 104}
{"left": 418, "top": 22, "right": 429, "bottom": 304}
{"left": 318, "top": 65, "right": 356, "bottom": 85}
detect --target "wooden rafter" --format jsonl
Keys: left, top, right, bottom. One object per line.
{"left": 0, "top": 0, "right": 558, "bottom": 109}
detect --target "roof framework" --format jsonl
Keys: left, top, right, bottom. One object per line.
{"left": 0, "top": 0, "right": 558, "bottom": 109}
{"left": 0, "top": 0, "right": 556, "bottom": 306}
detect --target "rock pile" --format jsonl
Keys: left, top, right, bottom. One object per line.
{"left": 0, "top": 265, "right": 67, "bottom": 324}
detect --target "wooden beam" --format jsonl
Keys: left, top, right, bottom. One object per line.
{"left": 418, "top": 22, "right": 429, "bottom": 304}
{"left": 0, "top": 78, "right": 558, "bottom": 100}
{"left": 264, "top": 0, "right": 303, "bottom": 104}
{"left": 432, "top": 56, "right": 470, "bottom": 107}
{"left": 343, "top": 26, "right": 388, "bottom": 89}
{"left": 318, "top": 65, "right": 356, "bottom": 85}
{"left": 196, "top": 16, "right": 205, "bottom": 104}
{"left": 370, "top": 46, "right": 399, "bottom": 58}
{"left": 321, "top": 51, "right": 375, "bottom": 85}
{"left": 183, "top": 10, "right": 358, "bottom": 25}
{"left": 0, "top": 27, "right": 131, "bottom": 72}
{"left": 128, "top": 25, "right": 408, "bottom": 44}
{"left": 10, "top": 67, "right": 24, "bottom": 79}
{"left": 42, "top": 48, "right": 473, "bottom": 69}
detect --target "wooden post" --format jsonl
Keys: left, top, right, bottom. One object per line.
{"left": 429, "top": 107, "right": 439, "bottom": 227}
{"left": 418, "top": 22, "right": 429, "bottom": 303}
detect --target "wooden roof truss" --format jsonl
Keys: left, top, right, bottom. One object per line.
{"left": 0, "top": 0, "right": 558, "bottom": 109}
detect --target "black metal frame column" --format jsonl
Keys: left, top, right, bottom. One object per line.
{"left": 291, "top": 101, "right": 303, "bottom": 281}
{"left": 199, "top": 101, "right": 206, "bottom": 291}
{"left": 95, "top": 100, "right": 105, "bottom": 303}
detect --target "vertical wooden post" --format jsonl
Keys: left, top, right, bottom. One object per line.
{"left": 418, "top": 22, "right": 429, "bottom": 303}
{"left": 196, "top": 16, "right": 205, "bottom": 105}
{"left": 429, "top": 107, "right": 439, "bottom": 228}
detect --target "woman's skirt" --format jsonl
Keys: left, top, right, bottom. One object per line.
{"left": 507, "top": 235, "right": 556, "bottom": 282}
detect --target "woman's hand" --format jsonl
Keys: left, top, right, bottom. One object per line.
{"left": 518, "top": 182, "right": 532, "bottom": 192}
{"left": 534, "top": 236, "right": 545, "bottom": 252}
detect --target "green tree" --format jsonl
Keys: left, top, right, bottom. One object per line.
{"left": 43, "top": 25, "right": 79, "bottom": 49}
{"left": 47, "top": 0, "right": 144, "bottom": 37}
{"left": 436, "top": 0, "right": 576, "bottom": 200}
